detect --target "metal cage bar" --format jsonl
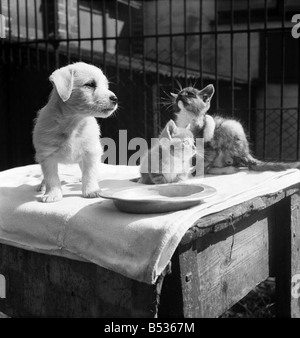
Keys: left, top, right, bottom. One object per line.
{"left": 34, "top": 0, "right": 40, "bottom": 69}
{"left": 183, "top": 0, "right": 187, "bottom": 86}
{"left": 77, "top": 0, "right": 82, "bottom": 61}
{"left": 102, "top": 0, "right": 107, "bottom": 73}
{"left": 214, "top": 0, "right": 219, "bottom": 111}
{"left": 263, "top": 0, "right": 268, "bottom": 159}
{"left": 279, "top": 0, "right": 285, "bottom": 160}
{"left": 230, "top": 0, "right": 235, "bottom": 117}
{"left": 247, "top": 0, "right": 251, "bottom": 132}
{"left": 6, "top": 26, "right": 295, "bottom": 45}
{"left": 7, "top": 0, "right": 12, "bottom": 62}
{"left": 90, "top": 0, "right": 94, "bottom": 64}
{"left": 42, "top": 0, "right": 50, "bottom": 69}
{"left": 0, "top": 0, "right": 4, "bottom": 63}
{"left": 298, "top": 36, "right": 300, "bottom": 159}
{"left": 16, "top": 0, "right": 21, "bottom": 66}
{"left": 199, "top": 0, "right": 203, "bottom": 88}
{"left": 66, "top": 0, "right": 70, "bottom": 63}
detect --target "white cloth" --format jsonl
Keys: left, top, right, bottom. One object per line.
{"left": 0, "top": 163, "right": 300, "bottom": 284}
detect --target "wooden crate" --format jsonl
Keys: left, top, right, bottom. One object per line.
{"left": 1, "top": 183, "right": 300, "bottom": 318}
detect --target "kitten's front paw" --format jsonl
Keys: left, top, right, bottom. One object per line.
{"left": 41, "top": 189, "right": 63, "bottom": 203}
{"left": 83, "top": 190, "right": 102, "bottom": 198}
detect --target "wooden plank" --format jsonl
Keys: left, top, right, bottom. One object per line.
{"left": 272, "top": 192, "right": 300, "bottom": 318}
{"left": 0, "top": 243, "right": 161, "bottom": 318}
{"left": 181, "top": 184, "right": 300, "bottom": 246}
{"left": 178, "top": 243, "right": 201, "bottom": 317}
{"left": 274, "top": 195, "right": 292, "bottom": 317}
{"left": 179, "top": 210, "right": 270, "bottom": 317}
{"left": 290, "top": 192, "right": 300, "bottom": 317}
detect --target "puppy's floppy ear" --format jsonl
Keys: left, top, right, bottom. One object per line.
{"left": 49, "top": 66, "right": 75, "bottom": 102}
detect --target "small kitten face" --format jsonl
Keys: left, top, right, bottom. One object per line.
{"left": 139, "top": 120, "right": 196, "bottom": 184}
{"left": 172, "top": 85, "right": 214, "bottom": 115}
{"left": 159, "top": 121, "right": 196, "bottom": 159}
{"left": 172, "top": 85, "right": 214, "bottom": 129}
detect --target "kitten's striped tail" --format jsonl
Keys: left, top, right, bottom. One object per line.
{"left": 246, "top": 155, "right": 300, "bottom": 172}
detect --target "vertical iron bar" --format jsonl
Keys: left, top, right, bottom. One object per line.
{"left": 25, "top": 0, "right": 30, "bottom": 68}
{"left": 279, "top": 1, "right": 285, "bottom": 160}
{"left": 43, "top": 0, "right": 49, "bottom": 69}
{"left": 16, "top": 0, "right": 21, "bottom": 66}
{"left": 0, "top": 0, "right": 4, "bottom": 63}
{"left": 169, "top": 0, "right": 174, "bottom": 90}
{"left": 247, "top": 0, "right": 251, "bottom": 131}
{"left": 128, "top": 0, "right": 132, "bottom": 82}
{"left": 199, "top": 0, "right": 203, "bottom": 87}
{"left": 34, "top": 0, "right": 40, "bottom": 69}
{"left": 6, "top": 0, "right": 13, "bottom": 164}
{"left": 53, "top": 0, "right": 59, "bottom": 68}
{"left": 7, "top": 0, "right": 12, "bottom": 63}
{"left": 128, "top": 0, "right": 133, "bottom": 137}
{"left": 183, "top": 0, "right": 187, "bottom": 86}
{"left": 155, "top": 0, "right": 160, "bottom": 134}
{"left": 214, "top": 0, "right": 218, "bottom": 112}
{"left": 115, "top": 0, "right": 119, "bottom": 91}
{"left": 66, "top": 0, "right": 70, "bottom": 63}
{"left": 142, "top": 0, "right": 147, "bottom": 139}
{"left": 102, "top": 0, "right": 107, "bottom": 72}
{"left": 297, "top": 37, "right": 300, "bottom": 160}
{"left": 90, "top": 0, "right": 94, "bottom": 63}
{"left": 263, "top": 0, "right": 268, "bottom": 160}
{"left": 230, "top": 0, "right": 234, "bottom": 116}
{"left": 77, "top": 0, "right": 81, "bottom": 61}
{"left": 114, "top": 0, "right": 120, "bottom": 133}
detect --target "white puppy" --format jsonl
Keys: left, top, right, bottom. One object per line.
{"left": 33, "top": 62, "right": 118, "bottom": 203}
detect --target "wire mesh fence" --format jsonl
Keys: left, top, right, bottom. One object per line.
{"left": 0, "top": 0, "right": 300, "bottom": 170}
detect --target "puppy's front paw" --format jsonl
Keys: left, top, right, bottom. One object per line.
{"left": 83, "top": 190, "right": 102, "bottom": 199}
{"left": 41, "top": 189, "right": 63, "bottom": 203}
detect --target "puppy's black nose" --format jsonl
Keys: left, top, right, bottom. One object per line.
{"left": 110, "top": 95, "right": 118, "bottom": 104}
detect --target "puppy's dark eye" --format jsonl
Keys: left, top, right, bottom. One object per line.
{"left": 84, "top": 81, "right": 96, "bottom": 89}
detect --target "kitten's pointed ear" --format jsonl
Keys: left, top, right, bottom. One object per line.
{"left": 170, "top": 92, "right": 178, "bottom": 99}
{"left": 160, "top": 119, "right": 177, "bottom": 140}
{"left": 199, "top": 84, "right": 215, "bottom": 103}
{"left": 50, "top": 66, "right": 75, "bottom": 102}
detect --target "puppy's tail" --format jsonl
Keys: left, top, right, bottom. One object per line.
{"left": 243, "top": 154, "right": 300, "bottom": 172}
